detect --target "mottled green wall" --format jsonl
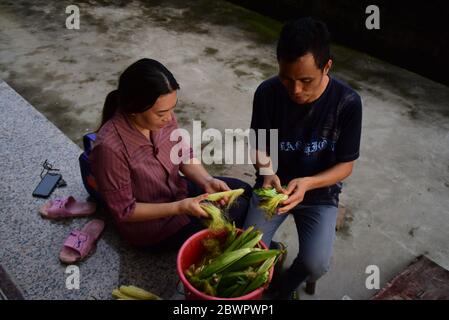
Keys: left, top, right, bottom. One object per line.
{"left": 227, "top": 0, "right": 449, "bottom": 86}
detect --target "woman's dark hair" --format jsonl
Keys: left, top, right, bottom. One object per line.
{"left": 99, "top": 58, "right": 180, "bottom": 128}
{"left": 276, "top": 17, "right": 331, "bottom": 69}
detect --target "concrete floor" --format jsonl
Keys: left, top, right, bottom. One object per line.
{"left": 0, "top": 0, "right": 448, "bottom": 299}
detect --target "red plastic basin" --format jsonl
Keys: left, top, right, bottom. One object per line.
{"left": 176, "top": 228, "right": 273, "bottom": 300}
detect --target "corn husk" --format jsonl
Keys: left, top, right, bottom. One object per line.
{"left": 254, "top": 188, "right": 288, "bottom": 220}
{"left": 200, "top": 202, "right": 232, "bottom": 231}
{"left": 112, "top": 285, "right": 162, "bottom": 300}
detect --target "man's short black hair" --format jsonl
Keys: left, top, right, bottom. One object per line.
{"left": 276, "top": 17, "right": 331, "bottom": 69}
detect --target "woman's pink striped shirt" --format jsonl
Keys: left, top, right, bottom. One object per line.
{"left": 90, "top": 111, "right": 192, "bottom": 246}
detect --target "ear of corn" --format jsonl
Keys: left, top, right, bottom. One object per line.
{"left": 225, "top": 188, "right": 245, "bottom": 209}
{"left": 225, "top": 249, "right": 280, "bottom": 273}
{"left": 239, "top": 231, "right": 263, "bottom": 250}
{"left": 254, "top": 188, "right": 288, "bottom": 219}
{"left": 221, "top": 270, "right": 257, "bottom": 281}
{"left": 206, "top": 188, "right": 245, "bottom": 208}
{"left": 112, "top": 289, "right": 136, "bottom": 300}
{"left": 241, "top": 271, "right": 269, "bottom": 296}
{"left": 235, "top": 227, "right": 263, "bottom": 250}
{"left": 223, "top": 226, "right": 254, "bottom": 253}
{"left": 219, "top": 283, "right": 241, "bottom": 298}
{"left": 256, "top": 256, "right": 276, "bottom": 274}
{"left": 118, "top": 285, "right": 162, "bottom": 300}
{"left": 254, "top": 188, "right": 278, "bottom": 198}
{"left": 218, "top": 269, "right": 257, "bottom": 289}
{"left": 230, "top": 277, "right": 251, "bottom": 298}
{"left": 198, "top": 248, "right": 252, "bottom": 279}
{"left": 200, "top": 202, "right": 232, "bottom": 231}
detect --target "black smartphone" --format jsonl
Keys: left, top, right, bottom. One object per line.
{"left": 32, "top": 172, "right": 62, "bottom": 198}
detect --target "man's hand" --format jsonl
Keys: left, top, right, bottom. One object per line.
{"left": 277, "top": 177, "right": 312, "bottom": 214}
{"left": 262, "top": 174, "right": 285, "bottom": 193}
{"left": 203, "top": 177, "right": 231, "bottom": 206}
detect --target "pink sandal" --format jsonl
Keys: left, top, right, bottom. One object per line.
{"left": 59, "top": 219, "right": 105, "bottom": 264}
{"left": 39, "top": 196, "right": 96, "bottom": 219}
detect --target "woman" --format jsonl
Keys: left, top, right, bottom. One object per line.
{"left": 90, "top": 58, "right": 250, "bottom": 249}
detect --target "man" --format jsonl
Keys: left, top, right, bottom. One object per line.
{"left": 244, "top": 17, "right": 362, "bottom": 299}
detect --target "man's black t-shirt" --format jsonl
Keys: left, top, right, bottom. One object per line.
{"left": 250, "top": 75, "right": 362, "bottom": 206}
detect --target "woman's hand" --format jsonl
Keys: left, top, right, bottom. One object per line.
{"left": 203, "top": 177, "right": 231, "bottom": 206}
{"left": 277, "top": 178, "right": 312, "bottom": 214}
{"left": 178, "top": 193, "right": 210, "bottom": 218}
{"left": 262, "top": 174, "right": 285, "bottom": 193}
